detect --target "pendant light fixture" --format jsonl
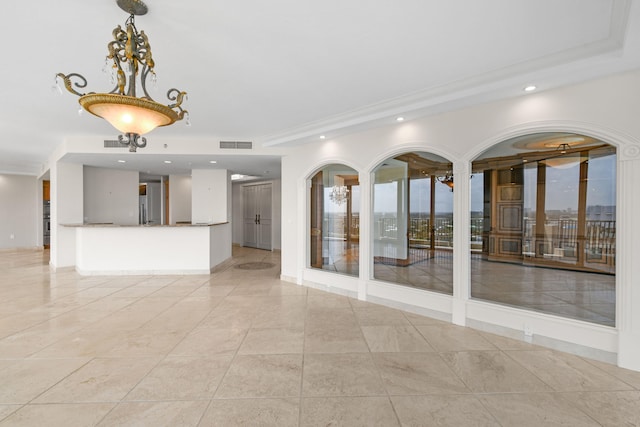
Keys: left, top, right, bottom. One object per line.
{"left": 56, "top": 0, "right": 189, "bottom": 152}
{"left": 437, "top": 173, "right": 455, "bottom": 191}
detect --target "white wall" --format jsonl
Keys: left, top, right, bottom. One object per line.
{"left": 50, "top": 161, "right": 83, "bottom": 269}
{"left": 0, "top": 174, "right": 38, "bottom": 249}
{"left": 232, "top": 183, "right": 242, "bottom": 245}
{"left": 280, "top": 70, "right": 640, "bottom": 371}
{"left": 169, "top": 174, "right": 192, "bottom": 224}
{"left": 232, "top": 179, "right": 282, "bottom": 250}
{"left": 83, "top": 166, "right": 138, "bottom": 225}
{"left": 192, "top": 169, "right": 229, "bottom": 224}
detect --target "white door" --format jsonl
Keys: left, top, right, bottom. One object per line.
{"left": 243, "top": 183, "right": 272, "bottom": 250}
{"left": 243, "top": 185, "right": 258, "bottom": 248}
{"left": 256, "top": 184, "right": 272, "bottom": 250}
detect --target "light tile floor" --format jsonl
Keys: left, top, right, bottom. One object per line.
{"left": 0, "top": 247, "right": 638, "bottom": 426}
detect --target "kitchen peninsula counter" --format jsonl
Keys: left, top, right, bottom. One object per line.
{"left": 62, "top": 222, "right": 232, "bottom": 275}
{"left": 62, "top": 222, "right": 223, "bottom": 227}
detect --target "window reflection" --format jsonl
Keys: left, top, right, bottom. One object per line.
{"left": 310, "top": 165, "right": 359, "bottom": 276}
{"left": 471, "top": 133, "right": 616, "bottom": 326}
{"left": 372, "top": 152, "right": 453, "bottom": 294}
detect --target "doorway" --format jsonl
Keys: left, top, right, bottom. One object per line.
{"left": 243, "top": 183, "right": 272, "bottom": 250}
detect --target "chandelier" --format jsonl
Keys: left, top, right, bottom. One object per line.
{"left": 329, "top": 185, "right": 349, "bottom": 205}
{"left": 55, "top": 0, "right": 188, "bottom": 152}
{"left": 437, "top": 173, "right": 454, "bottom": 191}
{"left": 540, "top": 143, "right": 586, "bottom": 169}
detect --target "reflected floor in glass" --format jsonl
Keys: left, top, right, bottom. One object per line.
{"left": 319, "top": 240, "right": 359, "bottom": 276}
{"left": 372, "top": 249, "right": 613, "bottom": 326}
{"left": 471, "top": 254, "right": 615, "bottom": 327}
{"left": 0, "top": 247, "right": 636, "bottom": 426}
{"left": 374, "top": 249, "right": 454, "bottom": 294}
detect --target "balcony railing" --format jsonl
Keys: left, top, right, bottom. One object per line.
{"left": 522, "top": 218, "right": 615, "bottom": 265}
{"left": 322, "top": 214, "right": 614, "bottom": 265}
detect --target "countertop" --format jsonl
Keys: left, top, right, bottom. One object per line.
{"left": 60, "top": 222, "right": 229, "bottom": 228}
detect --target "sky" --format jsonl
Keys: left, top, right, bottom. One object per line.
{"left": 324, "top": 152, "right": 616, "bottom": 215}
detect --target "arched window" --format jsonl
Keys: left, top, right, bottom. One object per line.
{"left": 372, "top": 152, "right": 453, "bottom": 294}
{"left": 309, "top": 164, "right": 360, "bottom": 276}
{"left": 471, "top": 132, "right": 616, "bottom": 326}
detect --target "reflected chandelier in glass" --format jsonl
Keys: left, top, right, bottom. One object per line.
{"left": 329, "top": 185, "right": 349, "bottom": 205}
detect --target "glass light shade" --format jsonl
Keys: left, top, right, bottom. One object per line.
{"left": 541, "top": 155, "right": 585, "bottom": 169}
{"left": 79, "top": 93, "right": 179, "bottom": 135}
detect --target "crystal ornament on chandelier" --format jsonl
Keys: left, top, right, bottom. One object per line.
{"left": 55, "top": 0, "right": 189, "bottom": 152}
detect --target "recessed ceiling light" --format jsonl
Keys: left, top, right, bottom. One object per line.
{"left": 320, "top": 135, "right": 326, "bottom": 140}
{"left": 209, "top": 160, "right": 217, "bottom": 164}
{"left": 396, "top": 117, "right": 405, "bottom": 122}
{"left": 117, "top": 160, "right": 126, "bottom": 163}
{"left": 524, "top": 85, "right": 537, "bottom": 92}
{"left": 164, "top": 160, "right": 172, "bottom": 164}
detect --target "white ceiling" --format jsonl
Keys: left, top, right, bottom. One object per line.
{"left": 2, "top": 0, "right": 640, "bottom": 177}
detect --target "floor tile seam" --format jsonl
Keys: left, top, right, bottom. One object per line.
{"left": 12, "top": 398, "right": 202, "bottom": 427}
{"left": 193, "top": 398, "right": 215, "bottom": 427}
{"left": 468, "top": 390, "right": 609, "bottom": 427}
{"left": 416, "top": 350, "right": 477, "bottom": 394}
{"left": 149, "top": 303, "right": 218, "bottom": 336}
{"left": 108, "top": 356, "right": 167, "bottom": 404}
{"left": 126, "top": 292, "right": 202, "bottom": 332}
{"left": 410, "top": 323, "right": 447, "bottom": 352}
{"left": 388, "top": 392, "right": 506, "bottom": 426}
{"left": 0, "top": 310, "right": 83, "bottom": 341}
{"left": 580, "top": 358, "right": 640, "bottom": 391}
{"left": 300, "top": 391, "right": 391, "bottom": 403}
{"left": 498, "top": 348, "right": 593, "bottom": 392}
{"left": 298, "top": 293, "right": 310, "bottom": 427}
{"left": 201, "top": 396, "right": 307, "bottom": 403}
{"left": 184, "top": 283, "right": 215, "bottom": 300}
{"left": 465, "top": 390, "right": 602, "bottom": 397}
{"left": 214, "top": 392, "right": 303, "bottom": 400}
{"left": 42, "top": 294, "right": 142, "bottom": 324}
{"left": 515, "top": 346, "right": 631, "bottom": 384}
{"left": 20, "top": 323, "right": 113, "bottom": 359}
{"left": 19, "top": 356, "right": 96, "bottom": 406}
{"left": 0, "top": 404, "right": 23, "bottom": 424}
{"left": 110, "top": 397, "right": 217, "bottom": 403}
{"left": 361, "top": 346, "right": 440, "bottom": 354}
{"left": 0, "top": 336, "right": 75, "bottom": 361}
{"left": 92, "top": 400, "right": 122, "bottom": 427}
{"left": 348, "top": 321, "right": 400, "bottom": 400}
{"left": 237, "top": 349, "right": 305, "bottom": 356}
{"left": 22, "top": 318, "right": 135, "bottom": 359}
{"left": 208, "top": 327, "right": 251, "bottom": 400}
{"left": 459, "top": 392, "right": 509, "bottom": 427}
{"left": 540, "top": 389, "right": 640, "bottom": 396}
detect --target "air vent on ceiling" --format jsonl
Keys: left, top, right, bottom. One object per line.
{"left": 220, "top": 141, "right": 253, "bottom": 149}
{"left": 104, "top": 140, "right": 123, "bottom": 148}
